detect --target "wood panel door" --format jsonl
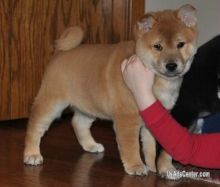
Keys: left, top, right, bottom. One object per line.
{"left": 0, "top": 0, "right": 144, "bottom": 120}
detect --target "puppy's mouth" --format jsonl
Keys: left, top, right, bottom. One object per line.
{"left": 155, "top": 71, "right": 182, "bottom": 80}
{"left": 162, "top": 71, "right": 182, "bottom": 78}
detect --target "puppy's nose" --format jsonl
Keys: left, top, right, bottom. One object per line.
{"left": 166, "top": 62, "right": 177, "bottom": 72}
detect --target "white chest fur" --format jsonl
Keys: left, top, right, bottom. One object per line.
{"left": 153, "top": 77, "right": 183, "bottom": 110}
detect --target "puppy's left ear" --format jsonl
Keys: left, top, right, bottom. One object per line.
{"left": 178, "top": 4, "right": 197, "bottom": 27}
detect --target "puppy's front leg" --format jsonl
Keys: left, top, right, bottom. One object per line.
{"left": 113, "top": 114, "right": 148, "bottom": 176}
{"left": 140, "top": 125, "right": 157, "bottom": 172}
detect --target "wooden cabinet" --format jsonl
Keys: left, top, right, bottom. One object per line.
{"left": 0, "top": 0, "right": 144, "bottom": 120}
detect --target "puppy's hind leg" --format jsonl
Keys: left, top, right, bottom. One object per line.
{"left": 71, "top": 111, "right": 104, "bottom": 153}
{"left": 157, "top": 151, "right": 178, "bottom": 180}
{"left": 24, "top": 96, "right": 68, "bottom": 165}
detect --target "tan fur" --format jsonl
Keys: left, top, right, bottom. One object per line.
{"left": 55, "top": 26, "right": 84, "bottom": 51}
{"left": 24, "top": 5, "right": 198, "bottom": 177}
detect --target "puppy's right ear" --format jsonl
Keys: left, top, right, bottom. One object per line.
{"left": 134, "top": 14, "right": 156, "bottom": 39}
{"left": 138, "top": 14, "right": 155, "bottom": 32}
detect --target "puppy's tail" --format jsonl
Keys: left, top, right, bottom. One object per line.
{"left": 55, "top": 26, "right": 84, "bottom": 51}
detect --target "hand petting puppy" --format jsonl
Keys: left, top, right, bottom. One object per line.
{"left": 121, "top": 55, "right": 156, "bottom": 110}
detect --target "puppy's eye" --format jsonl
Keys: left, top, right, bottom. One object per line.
{"left": 177, "top": 42, "right": 185, "bottom": 49}
{"left": 153, "top": 44, "right": 163, "bottom": 51}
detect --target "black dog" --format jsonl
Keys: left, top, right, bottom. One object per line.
{"left": 172, "top": 35, "right": 220, "bottom": 127}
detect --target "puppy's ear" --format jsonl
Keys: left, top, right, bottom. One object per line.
{"left": 178, "top": 4, "right": 197, "bottom": 27}
{"left": 137, "top": 14, "right": 156, "bottom": 32}
{"left": 134, "top": 14, "right": 156, "bottom": 39}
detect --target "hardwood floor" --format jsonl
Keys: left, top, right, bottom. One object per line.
{"left": 0, "top": 116, "right": 219, "bottom": 187}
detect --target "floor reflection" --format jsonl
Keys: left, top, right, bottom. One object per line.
{"left": 70, "top": 153, "right": 104, "bottom": 187}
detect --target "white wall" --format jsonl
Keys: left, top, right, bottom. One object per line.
{"left": 145, "top": 0, "right": 220, "bottom": 46}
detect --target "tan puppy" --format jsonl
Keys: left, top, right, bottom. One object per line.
{"left": 24, "top": 4, "right": 198, "bottom": 177}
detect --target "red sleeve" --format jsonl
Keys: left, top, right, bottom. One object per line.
{"left": 140, "top": 100, "right": 220, "bottom": 169}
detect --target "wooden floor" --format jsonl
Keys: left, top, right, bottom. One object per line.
{"left": 0, "top": 115, "right": 219, "bottom": 187}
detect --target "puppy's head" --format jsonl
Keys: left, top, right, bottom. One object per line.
{"left": 135, "top": 4, "right": 198, "bottom": 79}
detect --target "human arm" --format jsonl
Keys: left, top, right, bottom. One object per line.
{"left": 121, "top": 56, "right": 220, "bottom": 168}
{"left": 121, "top": 55, "right": 156, "bottom": 110}
{"left": 140, "top": 100, "right": 220, "bottom": 168}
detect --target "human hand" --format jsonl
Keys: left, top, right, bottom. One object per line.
{"left": 121, "top": 55, "right": 156, "bottom": 110}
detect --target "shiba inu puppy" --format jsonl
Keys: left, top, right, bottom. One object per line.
{"left": 24, "top": 4, "right": 198, "bottom": 177}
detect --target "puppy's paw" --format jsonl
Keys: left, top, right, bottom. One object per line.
{"left": 24, "top": 154, "right": 43, "bottom": 165}
{"left": 164, "top": 170, "right": 181, "bottom": 180}
{"left": 158, "top": 165, "right": 180, "bottom": 180}
{"left": 147, "top": 165, "right": 157, "bottom": 173}
{"left": 83, "top": 143, "right": 105, "bottom": 153}
{"left": 125, "top": 164, "right": 149, "bottom": 176}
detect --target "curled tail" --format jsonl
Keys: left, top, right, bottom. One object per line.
{"left": 55, "top": 26, "right": 84, "bottom": 51}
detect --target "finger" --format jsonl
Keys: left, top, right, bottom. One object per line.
{"left": 134, "top": 56, "right": 146, "bottom": 68}
{"left": 127, "top": 55, "right": 137, "bottom": 64}
{"left": 130, "top": 55, "right": 142, "bottom": 66}
{"left": 121, "top": 59, "right": 128, "bottom": 72}
{"left": 130, "top": 54, "right": 137, "bottom": 59}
